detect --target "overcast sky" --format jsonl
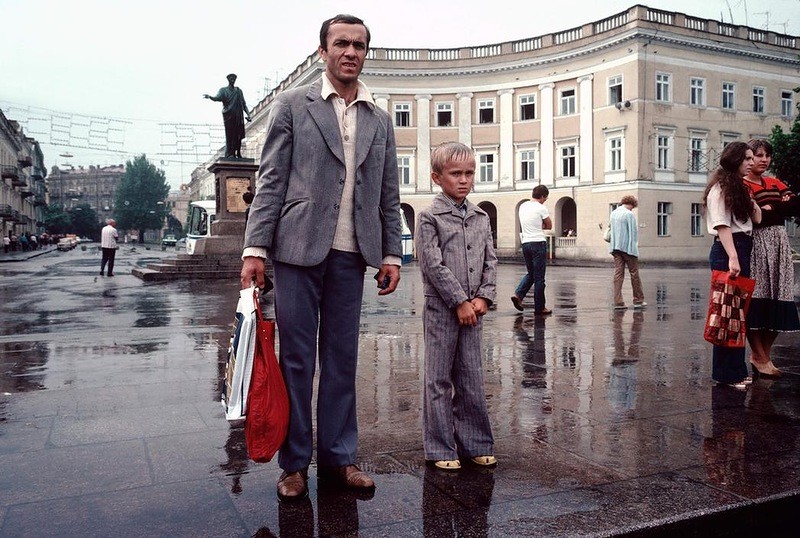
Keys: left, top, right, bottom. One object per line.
{"left": 2, "top": 0, "right": 798, "bottom": 187}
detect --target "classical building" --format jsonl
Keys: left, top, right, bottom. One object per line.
{"left": 167, "top": 183, "right": 192, "bottom": 229}
{"left": 194, "top": 4, "right": 800, "bottom": 261}
{"left": 48, "top": 164, "right": 125, "bottom": 225}
{"left": 1, "top": 110, "right": 47, "bottom": 239}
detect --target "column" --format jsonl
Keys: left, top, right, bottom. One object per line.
{"left": 539, "top": 83, "right": 555, "bottom": 186}
{"left": 457, "top": 92, "right": 473, "bottom": 147}
{"left": 578, "top": 75, "right": 594, "bottom": 183}
{"left": 415, "top": 94, "right": 432, "bottom": 192}
{"left": 498, "top": 88, "right": 515, "bottom": 189}
{"left": 373, "top": 94, "right": 390, "bottom": 113}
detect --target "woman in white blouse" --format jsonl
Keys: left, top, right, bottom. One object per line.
{"left": 701, "top": 142, "right": 761, "bottom": 390}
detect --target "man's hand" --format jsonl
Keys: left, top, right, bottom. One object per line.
{"left": 376, "top": 264, "right": 400, "bottom": 296}
{"left": 456, "top": 301, "right": 478, "bottom": 326}
{"left": 241, "top": 256, "right": 266, "bottom": 289}
{"left": 470, "top": 297, "right": 489, "bottom": 316}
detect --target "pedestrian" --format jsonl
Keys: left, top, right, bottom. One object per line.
{"left": 608, "top": 195, "right": 646, "bottom": 309}
{"left": 240, "top": 14, "right": 402, "bottom": 501}
{"left": 511, "top": 185, "right": 552, "bottom": 315}
{"left": 702, "top": 141, "right": 761, "bottom": 389}
{"left": 242, "top": 189, "right": 254, "bottom": 225}
{"left": 19, "top": 233, "right": 29, "bottom": 252}
{"left": 743, "top": 139, "right": 799, "bottom": 378}
{"left": 100, "top": 219, "right": 119, "bottom": 277}
{"left": 416, "top": 142, "right": 498, "bottom": 471}
{"left": 2, "top": 235, "right": 9, "bottom": 254}
{"left": 30, "top": 234, "right": 37, "bottom": 250}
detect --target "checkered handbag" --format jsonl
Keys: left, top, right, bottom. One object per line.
{"left": 703, "top": 270, "right": 756, "bottom": 348}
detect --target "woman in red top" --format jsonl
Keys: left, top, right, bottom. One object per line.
{"left": 743, "top": 139, "right": 800, "bottom": 378}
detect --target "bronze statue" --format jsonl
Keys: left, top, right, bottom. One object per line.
{"left": 204, "top": 74, "right": 251, "bottom": 159}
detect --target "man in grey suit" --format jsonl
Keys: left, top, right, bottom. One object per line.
{"left": 241, "top": 14, "right": 402, "bottom": 502}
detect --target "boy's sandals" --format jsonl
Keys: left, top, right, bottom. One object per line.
{"left": 471, "top": 455, "right": 498, "bottom": 467}
{"left": 434, "top": 459, "right": 461, "bottom": 471}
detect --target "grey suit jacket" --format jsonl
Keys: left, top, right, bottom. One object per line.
{"left": 244, "top": 78, "right": 402, "bottom": 269}
{"left": 416, "top": 194, "right": 497, "bottom": 308}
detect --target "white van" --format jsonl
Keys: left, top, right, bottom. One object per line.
{"left": 185, "top": 200, "right": 216, "bottom": 255}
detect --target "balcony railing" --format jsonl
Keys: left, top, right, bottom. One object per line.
{"left": 17, "top": 155, "right": 33, "bottom": 168}
{"left": 1, "top": 165, "right": 19, "bottom": 180}
{"left": 0, "top": 204, "right": 14, "bottom": 218}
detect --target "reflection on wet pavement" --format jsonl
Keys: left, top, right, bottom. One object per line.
{"left": 0, "top": 250, "right": 798, "bottom": 536}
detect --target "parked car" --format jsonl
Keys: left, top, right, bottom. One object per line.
{"left": 57, "top": 238, "right": 74, "bottom": 251}
{"left": 162, "top": 234, "right": 178, "bottom": 247}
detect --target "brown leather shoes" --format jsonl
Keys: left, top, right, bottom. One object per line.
{"left": 277, "top": 469, "right": 308, "bottom": 502}
{"left": 320, "top": 464, "right": 375, "bottom": 490}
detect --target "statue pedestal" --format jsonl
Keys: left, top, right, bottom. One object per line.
{"left": 194, "top": 158, "right": 258, "bottom": 256}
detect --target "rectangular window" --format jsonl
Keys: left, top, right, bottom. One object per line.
{"left": 560, "top": 89, "right": 576, "bottom": 115}
{"left": 689, "top": 137, "right": 706, "bottom": 172}
{"left": 753, "top": 86, "right": 765, "bottom": 113}
{"left": 722, "top": 82, "right": 735, "bottom": 110}
{"left": 520, "top": 150, "right": 535, "bottom": 180}
{"left": 519, "top": 94, "right": 536, "bottom": 120}
{"left": 690, "top": 78, "right": 705, "bottom": 106}
{"left": 436, "top": 102, "right": 453, "bottom": 127}
{"left": 561, "top": 146, "right": 576, "bottom": 177}
{"left": 657, "top": 202, "right": 672, "bottom": 236}
{"left": 478, "top": 99, "right": 495, "bottom": 124}
{"left": 656, "top": 73, "right": 671, "bottom": 102}
{"left": 609, "top": 75, "right": 623, "bottom": 105}
{"left": 609, "top": 137, "right": 623, "bottom": 171}
{"left": 397, "top": 156, "right": 411, "bottom": 185}
{"left": 781, "top": 90, "right": 794, "bottom": 117}
{"left": 478, "top": 153, "right": 495, "bottom": 182}
{"left": 691, "top": 203, "right": 702, "bottom": 237}
{"left": 657, "top": 135, "right": 671, "bottom": 170}
{"left": 394, "top": 103, "right": 411, "bottom": 127}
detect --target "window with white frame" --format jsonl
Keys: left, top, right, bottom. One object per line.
{"left": 691, "top": 203, "right": 702, "bottom": 237}
{"left": 519, "top": 149, "right": 536, "bottom": 180}
{"left": 690, "top": 78, "right": 705, "bottom": 106}
{"left": 478, "top": 153, "right": 495, "bottom": 182}
{"left": 609, "top": 75, "right": 623, "bottom": 105}
{"left": 689, "top": 135, "right": 707, "bottom": 172}
{"left": 436, "top": 102, "right": 453, "bottom": 127}
{"left": 608, "top": 137, "right": 623, "bottom": 172}
{"left": 394, "top": 103, "right": 411, "bottom": 127}
{"left": 656, "top": 133, "right": 673, "bottom": 170}
{"left": 657, "top": 202, "right": 672, "bottom": 236}
{"left": 721, "top": 133, "right": 739, "bottom": 149}
{"left": 519, "top": 94, "right": 536, "bottom": 120}
{"left": 561, "top": 145, "right": 576, "bottom": 177}
{"left": 656, "top": 73, "right": 671, "bottom": 102}
{"left": 781, "top": 91, "right": 794, "bottom": 117}
{"left": 752, "top": 86, "right": 765, "bottom": 113}
{"left": 722, "top": 82, "right": 735, "bottom": 110}
{"left": 478, "top": 99, "right": 495, "bottom": 124}
{"left": 397, "top": 156, "right": 412, "bottom": 185}
{"left": 560, "top": 89, "right": 576, "bottom": 115}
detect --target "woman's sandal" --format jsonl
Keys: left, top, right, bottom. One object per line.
{"left": 750, "top": 358, "right": 782, "bottom": 378}
{"left": 434, "top": 459, "right": 461, "bottom": 471}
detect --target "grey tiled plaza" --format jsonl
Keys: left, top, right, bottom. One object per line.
{"left": 1, "top": 246, "right": 798, "bottom": 537}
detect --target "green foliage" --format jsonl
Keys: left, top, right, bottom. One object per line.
{"left": 44, "top": 205, "right": 71, "bottom": 235}
{"left": 113, "top": 155, "right": 170, "bottom": 240}
{"left": 769, "top": 87, "right": 800, "bottom": 192}
{"left": 69, "top": 203, "right": 101, "bottom": 239}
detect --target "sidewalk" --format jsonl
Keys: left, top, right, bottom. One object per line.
{"left": 0, "top": 245, "right": 57, "bottom": 262}
{"left": 0, "top": 253, "right": 797, "bottom": 536}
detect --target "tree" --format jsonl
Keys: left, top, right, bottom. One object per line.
{"left": 44, "top": 204, "right": 71, "bottom": 235}
{"left": 113, "top": 155, "right": 170, "bottom": 242}
{"left": 769, "top": 87, "right": 800, "bottom": 192}
{"left": 69, "top": 203, "right": 101, "bottom": 239}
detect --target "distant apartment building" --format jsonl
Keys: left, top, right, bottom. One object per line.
{"left": 1, "top": 110, "right": 47, "bottom": 239}
{"left": 48, "top": 164, "right": 125, "bottom": 225}
{"left": 167, "top": 183, "right": 192, "bottom": 228}
{"left": 194, "top": 4, "right": 799, "bottom": 261}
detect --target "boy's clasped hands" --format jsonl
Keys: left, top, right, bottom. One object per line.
{"left": 456, "top": 297, "right": 489, "bottom": 326}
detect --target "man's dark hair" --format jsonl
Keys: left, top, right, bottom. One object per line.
{"left": 242, "top": 191, "right": 254, "bottom": 204}
{"left": 531, "top": 185, "right": 549, "bottom": 199}
{"left": 319, "top": 14, "right": 371, "bottom": 51}
{"left": 747, "top": 138, "right": 773, "bottom": 157}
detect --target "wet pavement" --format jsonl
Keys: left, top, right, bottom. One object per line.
{"left": 0, "top": 246, "right": 798, "bottom": 537}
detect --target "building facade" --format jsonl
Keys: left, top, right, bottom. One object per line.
{"left": 48, "top": 164, "right": 125, "bottom": 225}
{"left": 1, "top": 110, "right": 47, "bottom": 240}
{"left": 195, "top": 4, "right": 800, "bottom": 261}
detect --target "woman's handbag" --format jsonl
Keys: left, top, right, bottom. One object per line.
{"left": 703, "top": 270, "right": 756, "bottom": 348}
{"left": 244, "top": 288, "right": 289, "bottom": 463}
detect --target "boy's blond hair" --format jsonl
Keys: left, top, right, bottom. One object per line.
{"left": 430, "top": 142, "right": 475, "bottom": 174}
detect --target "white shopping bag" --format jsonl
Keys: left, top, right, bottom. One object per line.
{"left": 221, "top": 287, "right": 258, "bottom": 421}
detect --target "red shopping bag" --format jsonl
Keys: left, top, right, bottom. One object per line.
{"left": 703, "top": 270, "right": 756, "bottom": 348}
{"left": 245, "top": 289, "right": 289, "bottom": 463}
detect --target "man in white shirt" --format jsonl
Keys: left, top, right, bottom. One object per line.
{"left": 512, "top": 185, "right": 552, "bottom": 315}
{"left": 100, "top": 219, "right": 119, "bottom": 276}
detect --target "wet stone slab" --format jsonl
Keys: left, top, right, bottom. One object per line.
{"left": 0, "top": 251, "right": 798, "bottom": 536}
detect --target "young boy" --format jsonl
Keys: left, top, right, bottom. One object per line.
{"left": 416, "top": 142, "right": 498, "bottom": 471}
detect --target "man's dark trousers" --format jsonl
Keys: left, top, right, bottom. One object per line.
{"left": 514, "top": 241, "right": 547, "bottom": 311}
{"left": 100, "top": 248, "right": 116, "bottom": 276}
